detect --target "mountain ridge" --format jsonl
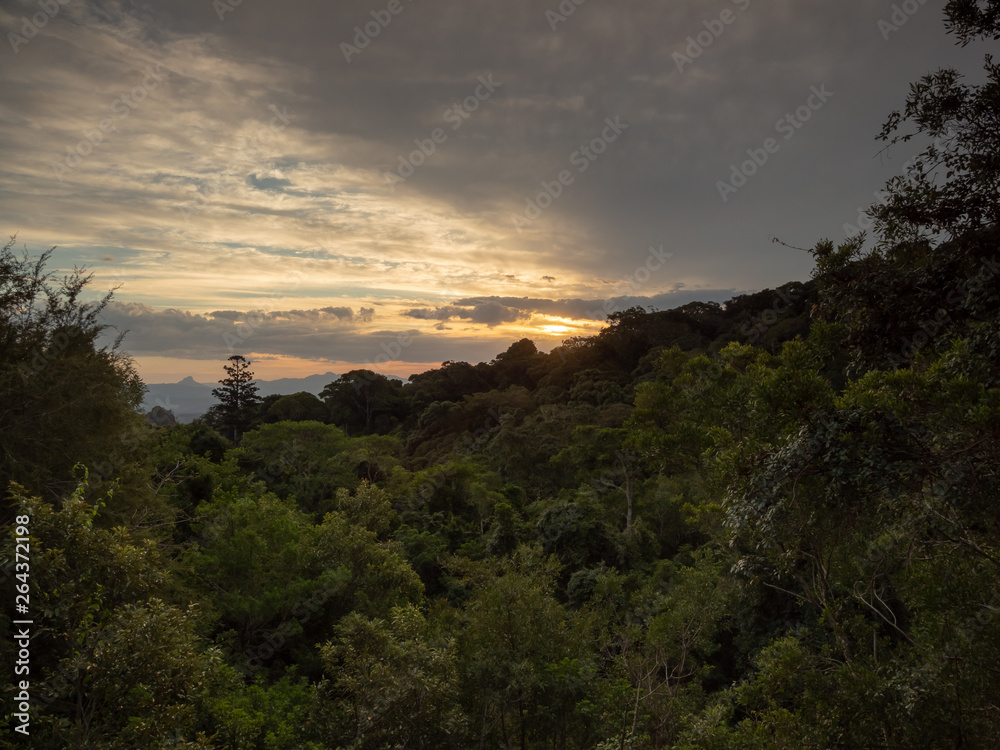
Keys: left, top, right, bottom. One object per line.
{"left": 143, "top": 371, "right": 341, "bottom": 423}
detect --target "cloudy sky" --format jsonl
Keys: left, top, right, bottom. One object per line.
{"left": 0, "top": 0, "right": 988, "bottom": 382}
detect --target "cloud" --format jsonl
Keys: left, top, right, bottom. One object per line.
{"left": 406, "top": 289, "right": 739, "bottom": 323}
{"left": 98, "top": 300, "right": 526, "bottom": 370}
{"left": 246, "top": 173, "right": 292, "bottom": 192}
{"left": 404, "top": 301, "right": 529, "bottom": 327}
{"left": 2, "top": 0, "right": 989, "bottom": 379}
{"left": 101, "top": 301, "right": 387, "bottom": 357}
{"left": 318, "top": 306, "right": 356, "bottom": 319}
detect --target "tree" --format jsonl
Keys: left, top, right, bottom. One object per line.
{"left": 814, "top": 1, "right": 1000, "bottom": 376}
{"left": 450, "top": 546, "right": 586, "bottom": 749}
{"left": 209, "top": 354, "right": 261, "bottom": 442}
{"left": 944, "top": 0, "right": 1000, "bottom": 44}
{"left": 315, "top": 605, "right": 466, "bottom": 749}
{"left": 0, "top": 236, "right": 146, "bottom": 502}
{"left": 320, "top": 370, "right": 404, "bottom": 435}
{"left": 263, "top": 391, "right": 328, "bottom": 423}
{"left": 184, "top": 485, "right": 349, "bottom": 674}
{"left": 2, "top": 476, "right": 219, "bottom": 748}
{"left": 490, "top": 338, "right": 544, "bottom": 390}
{"left": 870, "top": 0, "right": 1000, "bottom": 246}
{"left": 552, "top": 426, "right": 641, "bottom": 535}
{"left": 229, "top": 421, "right": 357, "bottom": 515}
{"left": 871, "top": 61, "right": 1000, "bottom": 246}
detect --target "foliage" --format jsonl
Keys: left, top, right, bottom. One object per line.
{"left": 0, "top": 238, "right": 145, "bottom": 503}
{"left": 208, "top": 355, "right": 262, "bottom": 443}
{"left": 2, "top": 477, "right": 218, "bottom": 748}
{"left": 261, "top": 391, "right": 328, "bottom": 424}
{"left": 320, "top": 370, "right": 405, "bottom": 435}
{"left": 314, "top": 605, "right": 466, "bottom": 748}
{"left": 227, "top": 420, "right": 358, "bottom": 515}
{"left": 4, "top": 8, "right": 1000, "bottom": 745}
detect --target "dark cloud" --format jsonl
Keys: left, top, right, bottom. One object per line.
{"left": 247, "top": 174, "right": 292, "bottom": 192}
{"left": 209, "top": 307, "right": 366, "bottom": 322}
{"left": 208, "top": 310, "right": 244, "bottom": 321}
{"left": 99, "top": 300, "right": 516, "bottom": 366}
{"left": 404, "top": 307, "right": 453, "bottom": 321}
{"left": 404, "top": 301, "right": 529, "bottom": 327}
{"left": 318, "top": 306, "right": 357, "bottom": 319}
{"left": 467, "top": 301, "right": 528, "bottom": 326}
{"left": 409, "top": 289, "right": 740, "bottom": 323}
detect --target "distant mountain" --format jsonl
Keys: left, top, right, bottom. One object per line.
{"left": 142, "top": 372, "right": 339, "bottom": 423}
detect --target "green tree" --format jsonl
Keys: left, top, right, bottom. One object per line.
{"left": 451, "top": 546, "right": 588, "bottom": 749}
{"left": 314, "top": 605, "right": 466, "bottom": 749}
{"left": 209, "top": 355, "right": 261, "bottom": 442}
{"left": 229, "top": 421, "right": 357, "bottom": 515}
{"left": 200, "top": 668, "right": 320, "bottom": 750}
{"left": 184, "top": 485, "right": 345, "bottom": 672}
{"left": 586, "top": 554, "right": 733, "bottom": 748}
{"left": 0, "top": 237, "right": 145, "bottom": 502}
{"left": 2, "top": 476, "right": 218, "bottom": 748}
{"left": 320, "top": 370, "right": 404, "bottom": 435}
{"left": 263, "top": 391, "right": 328, "bottom": 423}
{"left": 552, "top": 426, "right": 642, "bottom": 535}
{"left": 812, "top": 2, "right": 1000, "bottom": 377}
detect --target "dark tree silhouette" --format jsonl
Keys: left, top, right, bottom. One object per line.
{"left": 209, "top": 354, "right": 261, "bottom": 442}
{"left": 320, "top": 369, "right": 403, "bottom": 435}
{"left": 0, "top": 236, "right": 145, "bottom": 501}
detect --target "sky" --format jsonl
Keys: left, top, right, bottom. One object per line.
{"left": 0, "top": 0, "right": 989, "bottom": 382}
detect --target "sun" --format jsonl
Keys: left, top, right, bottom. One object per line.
{"left": 506, "top": 316, "right": 600, "bottom": 341}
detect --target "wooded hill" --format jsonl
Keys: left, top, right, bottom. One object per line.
{"left": 2, "top": 3, "right": 999, "bottom": 747}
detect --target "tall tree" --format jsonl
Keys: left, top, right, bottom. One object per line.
{"left": 209, "top": 354, "right": 261, "bottom": 442}
{"left": 871, "top": 0, "right": 1000, "bottom": 245}
{"left": 814, "top": 0, "right": 1000, "bottom": 376}
{"left": 0, "top": 236, "right": 145, "bottom": 503}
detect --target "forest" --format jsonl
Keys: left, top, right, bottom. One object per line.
{"left": 2, "top": 4, "right": 1000, "bottom": 749}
